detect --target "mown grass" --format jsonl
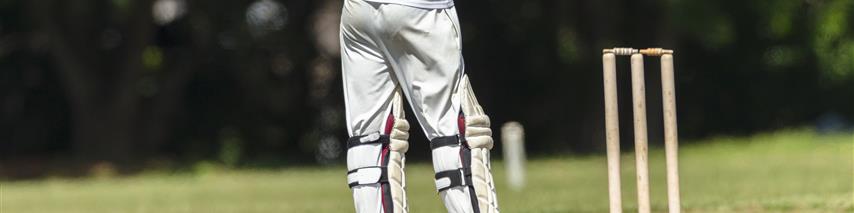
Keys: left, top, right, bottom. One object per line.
{"left": 2, "top": 130, "right": 852, "bottom": 212}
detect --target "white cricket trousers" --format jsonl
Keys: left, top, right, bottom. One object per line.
{"left": 341, "top": 0, "right": 463, "bottom": 139}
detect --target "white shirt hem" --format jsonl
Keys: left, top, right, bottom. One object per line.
{"left": 363, "top": 0, "right": 454, "bottom": 9}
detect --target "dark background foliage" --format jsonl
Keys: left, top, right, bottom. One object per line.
{"left": 1, "top": 0, "right": 852, "bottom": 177}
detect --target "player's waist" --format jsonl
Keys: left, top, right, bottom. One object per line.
{"left": 361, "top": 0, "right": 454, "bottom": 9}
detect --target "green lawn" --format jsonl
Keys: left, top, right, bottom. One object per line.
{"left": 3, "top": 130, "right": 852, "bottom": 212}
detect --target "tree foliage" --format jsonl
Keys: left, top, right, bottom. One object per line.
{"left": 0, "top": 0, "right": 851, "bottom": 174}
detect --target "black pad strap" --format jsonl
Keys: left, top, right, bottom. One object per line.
{"left": 434, "top": 168, "right": 472, "bottom": 192}
{"left": 430, "top": 135, "right": 462, "bottom": 149}
{"left": 347, "top": 166, "right": 389, "bottom": 188}
{"left": 347, "top": 134, "right": 390, "bottom": 149}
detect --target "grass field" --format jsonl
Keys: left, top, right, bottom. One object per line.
{"left": 2, "top": 130, "right": 852, "bottom": 212}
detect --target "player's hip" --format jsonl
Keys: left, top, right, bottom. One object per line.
{"left": 341, "top": 0, "right": 459, "bottom": 39}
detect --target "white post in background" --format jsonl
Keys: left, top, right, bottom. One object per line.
{"left": 501, "top": 121, "right": 526, "bottom": 191}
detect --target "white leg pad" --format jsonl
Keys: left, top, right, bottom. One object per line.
{"left": 387, "top": 91, "right": 409, "bottom": 213}
{"left": 349, "top": 90, "right": 410, "bottom": 213}
{"left": 432, "top": 75, "right": 499, "bottom": 213}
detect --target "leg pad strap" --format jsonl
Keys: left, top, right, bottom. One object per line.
{"left": 347, "top": 166, "right": 388, "bottom": 188}
{"left": 347, "top": 133, "right": 389, "bottom": 149}
{"left": 435, "top": 167, "right": 473, "bottom": 192}
{"left": 430, "top": 135, "right": 464, "bottom": 149}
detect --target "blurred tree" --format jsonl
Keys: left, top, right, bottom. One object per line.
{"left": 22, "top": 0, "right": 158, "bottom": 163}
{"left": 0, "top": 0, "right": 851, "bottom": 174}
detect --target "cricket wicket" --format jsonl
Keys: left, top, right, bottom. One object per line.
{"left": 602, "top": 47, "right": 681, "bottom": 213}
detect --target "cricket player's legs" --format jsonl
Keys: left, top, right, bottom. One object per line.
{"left": 341, "top": 0, "right": 411, "bottom": 212}
{"left": 377, "top": 4, "right": 500, "bottom": 213}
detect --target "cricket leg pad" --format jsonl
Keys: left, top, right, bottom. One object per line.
{"left": 348, "top": 91, "right": 410, "bottom": 213}
{"left": 432, "top": 75, "right": 500, "bottom": 213}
